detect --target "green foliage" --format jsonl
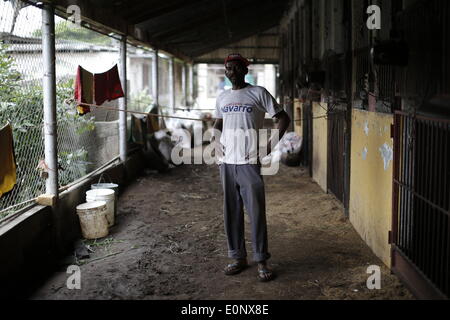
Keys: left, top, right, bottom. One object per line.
{"left": 32, "top": 20, "right": 112, "bottom": 46}
{"left": 55, "top": 78, "right": 96, "bottom": 186}
{"left": 0, "top": 45, "right": 21, "bottom": 101}
{"left": 0, "top": 43, "right": 95, "bottom": 211}
{"left": 129, "top": 89, "right": 153, "bottom": 113}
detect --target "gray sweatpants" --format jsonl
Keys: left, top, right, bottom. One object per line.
{"left": 219, "top": 163, "right": 271, "bottom": 262}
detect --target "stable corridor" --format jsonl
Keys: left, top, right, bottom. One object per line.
{"left": 32, "top": 162, "right": 412, "bottom": 300}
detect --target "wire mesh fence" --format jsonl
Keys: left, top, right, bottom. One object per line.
{"left": 0, "top": 0, "right": 188, "bottom": 221}
{"left": 127, "top": 44, "right": 155, "bottom": 113}
{"left": 0, "top": 1, "right": 45, "bottom": 218}
{"left": 53, "top": 15, "right": 121, "bottom": 185}
{"left": 0, "top": 1, "right": 125, "bottom": 219}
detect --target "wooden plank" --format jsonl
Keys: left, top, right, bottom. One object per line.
{"left": 127, "top": 0, "right": 206, "bottom": 24}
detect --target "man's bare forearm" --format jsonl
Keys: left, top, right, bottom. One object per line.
{"left": 267, "top": 110, "right": 291, "bottom": 155}
{"left": 275, "top": 110, "right": 291, "bottom": 141}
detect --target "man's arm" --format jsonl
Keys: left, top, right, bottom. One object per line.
{"left": 266, "top": 110, "right": 290, "bottom": 155}
{"left": 213, "top": 118, "right": 223, "bottom": 133}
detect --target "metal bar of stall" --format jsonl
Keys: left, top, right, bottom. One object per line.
{"left": 427, "top": 121, "right": 432, "bottom": 279}
{"left": 393, "top": 111, "right": 450, "bottom": 298}
{"left": 399, "top": 115, "right": 406, "bottom": 249}
{"left": 401, "top": 116, "right": 406, "bottom": 251}
{"left": 408, "top": 116, "right": 414, "bottom": 257}
{"left": 392, "top": 113, "right": 401, "bottom": 251}
{"left": 444, "top": 122, "right": 449, "bottom": 295}
{"left": 415, "top": 120, "right": 422, "bottom": 266}
{"left": 433, "top": 122, "right": 441, "bottom": 282}
{"left": 430, "top": 122, "right": 437, "bottom": 282}
{"left": 394, "top": 181, "right": 450, "bottom": 217}
{"left": 437, "top": 122, "right": 444, "bottom": 287}
{"left": 405, "top": 116, "right": 411, "bottom": 251}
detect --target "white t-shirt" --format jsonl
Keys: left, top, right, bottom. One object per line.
{"left": 215, "top": 84, "right": 283, "bottom": 165}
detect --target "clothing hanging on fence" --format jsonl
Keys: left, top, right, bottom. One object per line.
{"left": 130, "top": 114, "right": 146, "bottom": 146}
{"left": 0, "top": 124, "right": 17, "bottom": 198}
{"left": 94, "top": 64, "right": 124, "bottom": 106}
{"left": 74, "top": 64, "right": 124, "bottom": 115}
{"left": 146, "top": 105, "right": 160, "bottom": 134}
{"left": 74, "top": 66, "right": 94, "bottom": 115}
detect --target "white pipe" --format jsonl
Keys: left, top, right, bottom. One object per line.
{"left": 42, "top": 3, "right": 58, "bottom": 197}
{"left": 119, "top": 36, "right": 127, "bottom": 163}
{"left": 152, "top": 50, "right": 159, "bottom": 107}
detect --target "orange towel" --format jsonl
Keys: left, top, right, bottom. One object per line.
{"left": 0, "top": 124, "right": 17, "bottom": 198}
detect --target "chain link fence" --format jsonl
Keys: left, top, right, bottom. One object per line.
{"left": 0, "top": 1, "right": 46, "bottom": 218}
{"left": 0, "top": 0, "right": 187, "bottom": 221}
{"left": 54, "top": 15, "right": 120, "bottom": 185}
{"left": 0, "top": 1, "right": 150, "bottom": 220}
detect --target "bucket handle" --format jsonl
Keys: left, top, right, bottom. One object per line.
{"left": 98, "top": 172, "right": 114, "bottom": 184}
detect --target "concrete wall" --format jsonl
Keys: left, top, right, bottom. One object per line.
{"left": 349, "top": 109, "right": 394, "bottom": 267}
{"left": 312, "top": 102, "right": 328, "bottom": 192}
{"left": 87, "top": 121, "right": 120, "bottom": 171}
{"left": 60, "top": 121, "right": 120, "bottom": 173}
{"left": 0, "top": 150, "right": 147, "bottom": 298}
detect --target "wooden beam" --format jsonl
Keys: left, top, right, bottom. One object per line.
{"left": 111, "top": 0, "right": 141, "bottom": 12}
{"left": 190, "top": 20, "right": 280, "bottom": 57}
{"left": 151, "top": 0, "right": 264, "bottom": 41}
{"left": 121, "top": 0, "right": 175, "bottom": 18}
{"left": 129, "top": 0, "right": 206, "bottom": 24}
{"left": 167, "top": 28, "right": 279, "bottom": 47}
{"left": 194, "top": 58, "right": 279, "bottom": 64}
{"left": 180, "top": 3, "right": 285, "bottom": 56}
{"left": 222, "top": 46, "right": 280, "bottom": 49}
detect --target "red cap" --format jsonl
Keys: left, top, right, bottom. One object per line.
{"left": 224, "top": 53, "right": 250, "bottom": 67}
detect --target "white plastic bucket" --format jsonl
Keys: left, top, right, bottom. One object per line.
{"left": 86, "top": 189, "right": 115, "bottom": 227}
{"left": 76, "top": 201, "right": 109, "bottom": 239}
{"left": 91, "top": 183, "right": 118, "bottom": 220}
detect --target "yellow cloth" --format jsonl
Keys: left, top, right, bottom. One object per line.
{"left": 0, "top": 124, "right": 17, "bottom": 197}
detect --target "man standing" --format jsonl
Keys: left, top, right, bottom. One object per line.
{"left": 212, "top": 54, "right": 291, "bottom": 282}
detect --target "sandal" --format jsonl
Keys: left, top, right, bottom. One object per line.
{"left": 224, "top": 261, "right": 248, "bottom": 276}
{"left": 258, "top": 267, "right": 275, "bottom": 282}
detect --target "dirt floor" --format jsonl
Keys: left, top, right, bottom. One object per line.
{"left": 31, "top": 158, "right": 414, "bottom": 300}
